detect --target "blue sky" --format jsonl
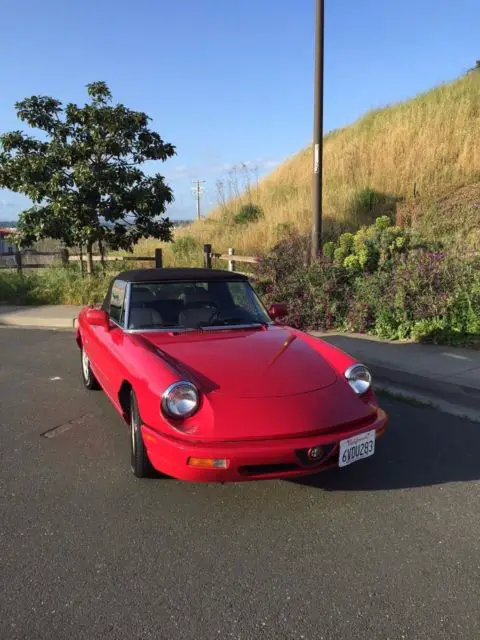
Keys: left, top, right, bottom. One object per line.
{"left": 1, "top": 0, "right": 478, "bottom": 220}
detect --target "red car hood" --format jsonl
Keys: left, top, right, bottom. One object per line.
{"left": 141, "top": 327, "right": 337, "bottom": 398}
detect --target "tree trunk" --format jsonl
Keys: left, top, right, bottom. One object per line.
{"left": 86, "top": 241, "right": 94, "bottom": 276}
{"left": 99, "top": 239, "right": 106, "bottom": 275}
{"left": 79, "top": 245, "right": 85, "bottom": 276}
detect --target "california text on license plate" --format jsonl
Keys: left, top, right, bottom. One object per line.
{"left": 339, "top": 430, "right": 376, "bottom": 468}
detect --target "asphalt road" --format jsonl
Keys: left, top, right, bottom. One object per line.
{"left": 1, "top": 328, "right": 480, "bottom": 640}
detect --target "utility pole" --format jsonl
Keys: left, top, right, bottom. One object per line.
{"left": 192, "top": 180, "right": 206, "bottom": 220}
{"left": 311, "top": 0, "right": 324, "bottom": 261}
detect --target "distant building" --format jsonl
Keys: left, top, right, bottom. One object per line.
{"left": 0, "top": 228, "right": 16, "bottom": 254}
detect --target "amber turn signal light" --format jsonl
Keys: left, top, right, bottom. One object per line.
{"left": 187, "top": 457, "right": 229, "bottom": 469}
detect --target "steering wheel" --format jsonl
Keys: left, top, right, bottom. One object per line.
{"left": 183, "top": 303, "right": 220, "bottom": 329}
{"left": 204, "top": 306, "right": 222, "bottom": 325}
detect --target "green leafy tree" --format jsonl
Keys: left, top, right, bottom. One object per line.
{"left": 0, "top": 81, "right": 176, "bottom": 273}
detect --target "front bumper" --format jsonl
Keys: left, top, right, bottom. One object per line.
{"left": 141, "top": 408, "right": 388, "bottom": 483}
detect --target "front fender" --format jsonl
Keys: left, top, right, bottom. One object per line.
{"left": 116, "top": 333, "right": 193, "bottom": 437}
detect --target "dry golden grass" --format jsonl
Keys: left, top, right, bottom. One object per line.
{"left": 137, "top": 72, "right": 480, "bottom": 264}
{"left": 399, "top": 182, "right": 480, "bottom": 252}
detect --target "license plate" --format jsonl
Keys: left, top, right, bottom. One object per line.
{"left": 339, "top": 430, "right": 376, "bottom": 468}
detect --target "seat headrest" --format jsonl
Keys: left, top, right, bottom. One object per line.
{"left": 128, "top": 307, "right": 163, "bottom": 329}
{"left": 180, "top": 288, "right": 215, "bottom": 306}
{"left": 130, "top": 286, "right": 155, "bottom": 303}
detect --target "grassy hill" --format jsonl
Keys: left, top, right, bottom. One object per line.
{"left": 139, "top": 70, "right": 480, "bottom": 266}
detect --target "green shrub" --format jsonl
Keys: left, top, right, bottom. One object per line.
{"left": 234, "top": 203, "right": 263, "bottom": 225}
{"left": 255, "top": 233, "right": 309, "bottom": 294}
{"left": 254, "top": 216, "right": 480, "bottom": 346}
{"left": 338, "top": 232, "right": 355, "bottom": 252}
{"left": 323, "top": 241, "right": 335, "bottom": 260}
{"left": 410, "top": 318, "right": 449, "bottom": 343}
{"left": 357, "top": 187, "right": 380, "bottom": 216}
{"left": 334, "top": 246, "right": 349, "bottom": 265}
{"left": 170, "top": 235, "right": 203, "bottom": 267}
{"left": 327, "top": 216, "right": 411, "bottom": 273}
{"left": 343, "top": 254, "right": 361, "bottom": 273}
{"left": 375, "top": 215, "right": 391, "bottom": 231}
{"left": 171, "top": 235, "right": 199, "bottom": 256}
{"left": 0, "top": 266, "right": 110, "bottom": 305}
{"left": 350, "top": 188, "right": 398, "bottom": 223}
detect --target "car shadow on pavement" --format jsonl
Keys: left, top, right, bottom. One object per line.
{"left": 292, "top": 404, "right": 480, "bottom": 491}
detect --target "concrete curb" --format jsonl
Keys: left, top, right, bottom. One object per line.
{"left": 0, "top": 316, "right": 77, "bottom": 329}
{"left": 0, "top": 317, "right": 478, "bottom": 421}
{"left": 370, "top": 364, "right": 480, "bottom": 412}
{"left": 0, "top": 305, "right": 80, "bottom": 329}
{"left": 371, "top": 365, "right": 480, "bottom": 423}
{"left": 374, "top": 382, "right": 480, "bottom": 423}
{"left": 376, "top": 383, "right": 480, "bottom": 423}
{"left": 0, "top": 323, "right": 74, "bottom": 332}
{"left": 312, "top": 332, "right": 480, "bottom": 422}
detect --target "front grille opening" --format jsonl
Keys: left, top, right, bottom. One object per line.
{"left": 239, "top": 463, "right": 300, "bottom": 476}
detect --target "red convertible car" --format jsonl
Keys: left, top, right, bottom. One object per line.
{"left": 76, "top": 268, "right": 387, "bottom": 481}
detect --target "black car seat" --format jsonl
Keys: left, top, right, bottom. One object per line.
{"left": 151, "top": 286, "right": 184, "bottom": 325}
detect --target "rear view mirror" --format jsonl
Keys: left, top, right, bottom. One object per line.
{"left": 86, "top": 308, "right": 110, "bottom": 329}
{"left": 268, "top": 303, "right": 288, "bottom": 321}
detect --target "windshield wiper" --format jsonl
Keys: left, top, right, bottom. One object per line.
{"left": 131, "top": 323, "right": 193, "bottom": 332}
{"left": 212, "top": 316, "right": 265, "bottom": 326}
{"left": 200, "top": 319, "right": 268, "bottom": 331}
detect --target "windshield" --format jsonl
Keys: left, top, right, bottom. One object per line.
{"left": 126, "top": 280, "right": 272, "bottom": 331}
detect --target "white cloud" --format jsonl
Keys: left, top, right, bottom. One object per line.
{"left": 166, "top": 157, "right": 283, "bottom": 181}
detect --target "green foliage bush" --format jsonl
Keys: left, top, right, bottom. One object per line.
{"left": 3, "top": 214, "right": 479, "bottom": 347}
{"left": 0, "top": 267, "right": 111, "bottom": 305}
{"left": 234, "top": 203, "right": 263, "bottom": 225}
{"left": 255, "top": 216, "right": 480, "bottom": 346}
{"left": 330, "top": 217, "right": 411, "bottom": 272}
{"left": 169, "top": 235, "right": 203, "bottom": 267}
{"left": 323, "top": 241, "right": 335, "bottom": 260}
{"left": 350, "top": 188, "right": 398, "bottom": 223}
{"left": 171, "top": 235, "right": 199, "bottom": 255}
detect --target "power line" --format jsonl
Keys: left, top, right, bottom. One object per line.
{"left": 192, "top": 180, "right": 206, "bottom": 220}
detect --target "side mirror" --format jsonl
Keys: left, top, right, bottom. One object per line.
{"left": 268, "top": 303, "right": 288, "bottom": 321}
{"left": 86, "top": 308, "right": 110, "bottom": 329}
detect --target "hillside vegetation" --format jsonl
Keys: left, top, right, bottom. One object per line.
{"left": 143, "top": 71, "right": 480, "bottom": 265}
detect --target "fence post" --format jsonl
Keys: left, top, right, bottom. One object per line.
{"left": 155, "top": 248, "right": 163, "bottom": 268}
{"left": 15, "top": 249, "right": 22, "bottom": 274}
{"left": 228, "top": 247, "right": 236, "bottom": 272}
{"left": 60, "top": 248, "right": 69, "bottom": 266}
{"left": 203, "top": 244, "right": 212, "bottom": 269}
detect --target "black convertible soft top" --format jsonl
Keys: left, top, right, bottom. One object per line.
{"left": 116, "top": 268, "right": 248, "bottom": 283}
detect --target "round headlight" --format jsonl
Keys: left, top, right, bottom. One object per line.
{"left": 345, "top": 364, "right": 372, "bottom": 395}
{"left": 161, "top": 381, "right": 199, "bottom": 418}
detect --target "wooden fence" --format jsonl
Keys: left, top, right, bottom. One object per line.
{"left": 0, "top": 243, "right": 260, "bottom": 277}
{"left": 0, "top": 248, "right": 163, "bottom": 272}
{"left": 203, "top": 244, "right": 259, "bottom": 276}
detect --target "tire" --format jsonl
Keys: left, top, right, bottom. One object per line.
{"left": 81, "top": 347, "right": 100, "bottom": 390}
{"left": 130, "top": 390, "right": 155, "bottom": 478}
